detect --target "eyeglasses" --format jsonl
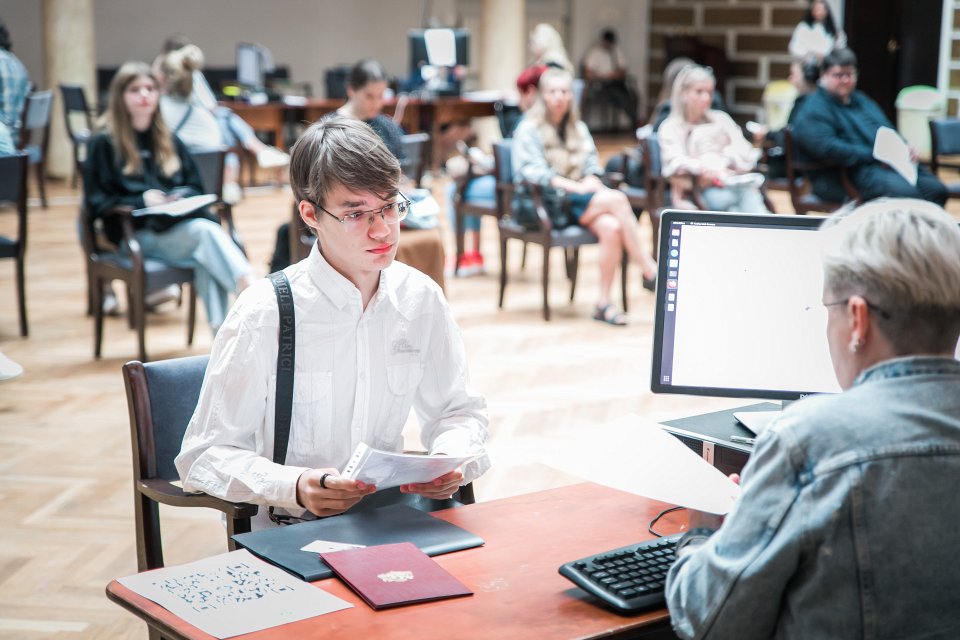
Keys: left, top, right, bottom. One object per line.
{"left": 823, "top": 297, "right": 892, "bottom": 320}
{"left": 310, "top": 193, "right": 411, "bottom": 231}
{"left": 826, "top": 70, "right": 857, "bottom": 80}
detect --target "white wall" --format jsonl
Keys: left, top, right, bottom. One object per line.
{"left": 2, "top": 0, "right": 648, "bottom": 98}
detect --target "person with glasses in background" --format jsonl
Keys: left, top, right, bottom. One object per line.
{"left": 791, "top": 48, "right": 947, "bottom": 206}
{"left": 177, "top": 116, "right": 490, "bottom": 529}
{"left": 666, "top": 198, "right": 960, "bottom": 638}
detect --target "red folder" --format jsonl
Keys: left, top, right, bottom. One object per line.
{"left": 319, "top": 542, "right": 472, "bottom": 609}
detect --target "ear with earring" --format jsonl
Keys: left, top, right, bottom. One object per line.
{"left": 849, "top": 336, "right": 861, "bottom": 353}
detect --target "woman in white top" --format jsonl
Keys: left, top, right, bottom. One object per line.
{"left": 788, "top": 0, "right": 847, "bottom": 61}
{"left": 658, "top": 65, "right": 769, "bottom": 214}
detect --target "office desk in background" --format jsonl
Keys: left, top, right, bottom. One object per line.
{"left": 106, "top": 483, "right": 685, "bottom": 640}
{"left": 228, "top": 96, "right": 499, "bottom": 169}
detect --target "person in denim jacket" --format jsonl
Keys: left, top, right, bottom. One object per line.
{"left": 666, "top": 198, "right": 960, "bottom": 639}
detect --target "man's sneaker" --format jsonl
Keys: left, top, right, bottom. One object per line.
{"left": 222, "top": 181, "right": 242, "bottom": 205}
{"left": 256, "top": 146, "right": 290, "bottom": 169}
{"left": 0, "top": 351, "right": 23, "bottom": 381}
{"left": 458, "top": 251, "right": 485, "bottom": 277}
{"left": 145, "top": 284, "right": 181, "bottom": 311}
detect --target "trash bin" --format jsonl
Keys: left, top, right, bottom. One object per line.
{"left": 896, "top": 86, "right": 946, "bottom": 161}
{"left": 762, "top": 80, "right": 798, "bottom": 131}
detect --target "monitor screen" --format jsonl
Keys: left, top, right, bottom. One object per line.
{"left": 236, "top": 42, "right": 262, "bottom": 88}
{"left": 409, "top": 28, "right": 469, "bottom": 71}
{"left": 651, "top": 210, "right": 843, "bottom": 401}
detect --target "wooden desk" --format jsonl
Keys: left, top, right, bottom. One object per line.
{"left": 106, "top": 483, "right": 686, "bottom": 640}
{"left": 226, "top": 102, "right": 286, "bottom": 148}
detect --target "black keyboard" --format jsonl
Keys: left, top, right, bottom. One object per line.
{"left": 558, "top": 533, "right": 682, "bottom": 613}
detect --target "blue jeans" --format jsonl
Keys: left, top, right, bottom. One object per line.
{"left": 136, "top": 218, "right": 250, "bottom": 330}
{"left": 445, "top": 174, "right": 496, "bottom": 234}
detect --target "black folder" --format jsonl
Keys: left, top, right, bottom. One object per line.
{"left": 232, "top": 504, "right": 484, "bottom": 582}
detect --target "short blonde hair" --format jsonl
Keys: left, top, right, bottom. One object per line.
{"left": 821, "top": 198, "right": 960, "bottom": 354}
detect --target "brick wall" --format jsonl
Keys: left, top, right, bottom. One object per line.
{"left": 648, "top": 0, "right": 810, "bottom": 125}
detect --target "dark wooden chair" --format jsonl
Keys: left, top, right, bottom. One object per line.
{"left": 452, "top": 150, "right": 499, "bottom": 276}
{"left": 79, "top": 203, "right": 198, "bottom": 362}
{"left": 494, "top": 101, "right": 521, "bottom": 139}
{"left": 122, "top": 355, "right": 257, "bottom": 576}
{"left": 400, "top": 132, "right": 430, "bottom": 188}
{"left": 495, "top": 141, "right": 628, "bottom": 321}
{"left": 17, "top": 90, "right": 54, "bottom": 209}
{"left": 0, "top": 152, "right": 30, "bottom": 337}
{"left": 58, "top": 84, "right": 95, "bottom": 189}
{"left": 783, "top": 126, "right": 860, "bottom": 214}
{"left": 929, "top": 118, "right": 960, "bottom": 200}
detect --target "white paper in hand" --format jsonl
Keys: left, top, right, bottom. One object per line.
{"left": 341, "top": 443, "right": 480, "bottom": 490}
{"left": 873, "top": 126, "right": 917, "bottom": 186}
{"left": 132, "top": 193, "right": 218, "bottom": 217}
{"left": 542, "top": 414, "right": 741, "bottom": 514}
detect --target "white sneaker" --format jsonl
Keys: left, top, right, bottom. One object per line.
{"left": 256, "top": 146, "right": 290, "bottom": 169}
{"left": 145, "top": 284, "right": 181, "bottom": 310}
{"left": 0, "top": 351, "right": 23, "bottom": 381}
{"left": 223, "top": 182, "right": 242, "bottom": 205}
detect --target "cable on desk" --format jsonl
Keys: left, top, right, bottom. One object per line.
{"left": 648, "top": 506, "right": 686, "bottom": 537}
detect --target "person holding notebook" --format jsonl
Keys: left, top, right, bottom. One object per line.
{"left": 176, "top": 116, "right": 490, "bottom": 529}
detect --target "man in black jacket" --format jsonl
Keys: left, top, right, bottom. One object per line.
{"left": 791, "top": 48, "right": 946, "bottom": 205}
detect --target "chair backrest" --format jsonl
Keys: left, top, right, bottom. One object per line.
{"left": 643, "top": 133, "right": 662, "bottom": 176}
{"left": 400, "top": 132, "right": 430, "bottom": 188}
{"left": 0, "top": 152, "right": 28, "bottom": 248}
{"left": 18, "top": 90, "right": 54, "bottom": 151}
{"left": 494, "top": 101, "right": 522, "bottom": 139}
{"left": 125, "top": 355, "right": 210, "bottom": 483}
{"left": 492, "top": 141, "right": 514, "bottom": 217}
{"left": 189, "top": 147, "right": 227, "bottom": 199}
{"left": 59, "top": 84, "right": 93, "bottom": 138}
{"left": 929, "top": 118, "right": 960, "bottom": 174}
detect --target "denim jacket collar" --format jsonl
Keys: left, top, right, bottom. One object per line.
{"left": 854, "top": 355, "right": 960, "bottom": 387}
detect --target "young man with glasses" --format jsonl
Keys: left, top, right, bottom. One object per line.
{"left": 791, "top": 47, "right": 947, "bottom": 206}
{"left": 176, "top": 116, "right": 490, "bottom": 529}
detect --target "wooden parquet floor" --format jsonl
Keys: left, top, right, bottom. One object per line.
{"left": 2, "top": 138, "right": 958, "bottom": 638}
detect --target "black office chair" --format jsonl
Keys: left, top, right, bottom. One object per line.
{"left": 929, "top": 118, "right": 960, "bottom": 200}
{"left": 17, "top": 90, "right": 54, "bottom": 208}
{"left": 0, "top": 152, "right": 30, "bottom": 337}
{"left": 495, "top": 141, "right": 628, "bottom": 321}
{"left": 59, "top": 84, "right": 95, "bottom": 189}
{"left": 122, "top": 355, "right": 258, "bottom": 577}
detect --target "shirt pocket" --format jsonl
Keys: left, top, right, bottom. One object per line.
{"left": 272, "top": 371, "right": 334, "bottom": 454}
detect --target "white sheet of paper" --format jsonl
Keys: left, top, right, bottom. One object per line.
{"left": 873, "top": 126, "right": 917, "bottom": 186}
{"left": 541, "top": 414, "right": 741, "bottom": 515}
{"left": 132, "top": 193, "right": 218, "bottom": 217}
{"left": 341, "top": 443, "right": 481, "bottom": 489}
{"left": 117, "top": 549, "right": 351, "bottom": 639}
{"left": 301, "top": 540, "right": 367, "bottom": 554}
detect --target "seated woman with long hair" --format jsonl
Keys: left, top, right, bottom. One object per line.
{"left": 84, "top": 61, "right": 254, "bottom": 334}
{"left": 659, "top": 64, "right": 770, "bottom": 213}
{"left": 512, "top": 68, "right": 657, "bottom": 326}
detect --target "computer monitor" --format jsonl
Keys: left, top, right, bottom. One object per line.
{"left": 236, "top": 42, "right": 263, "bottom": 89}
{"left": 407, "top": 29, "right": 470, "bottom": 94}
{"left": 651, "top": 210, "right": 843, "bottom": 402}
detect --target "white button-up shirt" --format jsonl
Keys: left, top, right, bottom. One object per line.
{"left": 176, "top": 246, "right": 490, "bottom": 529}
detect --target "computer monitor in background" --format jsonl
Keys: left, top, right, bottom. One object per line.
{"left": 236, "top": 42, "right": 263, "bottom": 89}
{"left": 651, "top": 210, "right": 843, "bottom": 403}
{"left": 408, "top": 28, "right": 469, "bottom": 95}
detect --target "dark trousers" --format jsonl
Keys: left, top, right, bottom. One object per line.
{"left": 812, "top": 163, "right": 948, "bottom": 206}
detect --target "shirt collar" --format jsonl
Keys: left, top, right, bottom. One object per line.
{"left": 854, "top": 356, "right": 960, "bottom": 387}
{"left": 305, "top": 244, "right": 404, "bottom": 316}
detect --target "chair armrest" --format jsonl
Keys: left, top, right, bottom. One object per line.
{"left": 140, "top": 478, "right": 259, "bottom": 519}
{"left": 521, "top": 180, "right": 555, "bottom": 232}
{"left": 99, "top": 205, "right": 146, "bottom": 269}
